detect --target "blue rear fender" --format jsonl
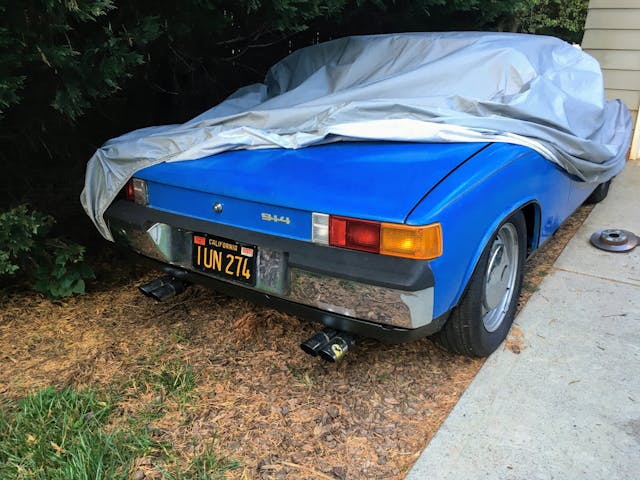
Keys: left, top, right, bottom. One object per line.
{"left": 407, "top": 143, "right": 576, "bottom": 317}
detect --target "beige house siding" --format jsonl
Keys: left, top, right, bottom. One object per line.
{"left": 582, "top": 0, "right": 640, "bottom": 158}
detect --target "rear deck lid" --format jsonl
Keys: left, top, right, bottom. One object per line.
{"left": 135, "top": 141, "right": 487, "bottom": 239}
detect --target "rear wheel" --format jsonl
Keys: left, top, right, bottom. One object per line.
{"left": 435, "top": 211, "right": 526, "bottom": 357}
{"left": 585, "top": 179, "right": 611, "bottom": 204}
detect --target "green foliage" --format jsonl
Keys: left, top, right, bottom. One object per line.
{"left": 0, "top": 205, "right": 94, "bottom": 299}
{"left": 521, "top": 0, "right": 590, "bottom": 43}
{"left": 33, "top": 239, "right": 96, "bottom": 299}
{"left": 0, "top": 0, "right": 161, "bottom": 120}
{"left": 0, "top": 0, "right": 591, "bottom": 128}
{"left": 0, "top": 0, "right": 347, "bottom": 124}
{"left": 0, "top": 205, "right": 52, "bottom": 275}
{"left": 341, "top": 1, "right": 588, "bottom": 38}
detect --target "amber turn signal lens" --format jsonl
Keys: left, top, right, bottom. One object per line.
{"left": 380, "top": 222, "right": 442, "bottom": 260}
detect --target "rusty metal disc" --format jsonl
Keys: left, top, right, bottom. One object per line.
{"left": 590, "top": 229, "right": 638, "bottom": 252}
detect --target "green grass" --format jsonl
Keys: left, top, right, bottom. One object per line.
{"left": 161, "top": 444, "right": 240, "bottom": 480}
{"left": 0, "top": 384, "right": 238, "bottom": 480}
{"left": 132, "top": 358, "right": 198, "bottom": 409}
{"left": 156, "top": 360, "right": 197, "bottom": 398}
{"left": 0, "top": 387, "right": 144, "bottom": 479}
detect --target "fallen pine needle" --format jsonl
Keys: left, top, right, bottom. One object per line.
{"left": 279, "top": 461, "right": 337, "bottom": 480}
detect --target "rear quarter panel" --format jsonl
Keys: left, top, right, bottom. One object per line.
{"left": 407, "top": 143, "right": 593, "bottom": 318}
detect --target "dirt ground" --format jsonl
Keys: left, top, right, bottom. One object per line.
{"left": 0, "top": 204, "right": 593, "bottom": 479}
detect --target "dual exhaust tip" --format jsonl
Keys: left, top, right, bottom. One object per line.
{"left": 140, "top": 276, "right": 353, "bottom": 362}
{"left": 139, "top": 275, "right": 188, "bottom": 302}
{"left": 300, "top": 328, "right": 356, "bottom": 363}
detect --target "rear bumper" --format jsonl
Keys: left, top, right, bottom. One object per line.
{"left": 105, "top": 201, "right": 447, "bottom": 341}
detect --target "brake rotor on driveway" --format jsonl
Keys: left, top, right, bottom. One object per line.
{"left": 590, "top": 228, "right": 638, "bottom": 252}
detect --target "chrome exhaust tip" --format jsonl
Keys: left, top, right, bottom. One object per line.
{"left": 300, "top": 328, "right": 339, "bottom": 356}
{"left": 318, "top": 332, "right": 356, "bottom": 363}
{"left": 139, "top": 276, "right": 188, "bottom": 301}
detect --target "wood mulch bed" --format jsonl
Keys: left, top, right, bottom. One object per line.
{"left": 0, "top": 204, "right": 593, "bottom": 479}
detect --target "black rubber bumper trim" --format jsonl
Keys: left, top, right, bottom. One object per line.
{"left": 105, "top": 201, "right": 434, "bottom": 291}
{"left": 131, "top": 252, "right": 448, "bottom": 343}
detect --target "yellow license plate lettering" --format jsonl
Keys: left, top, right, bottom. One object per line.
{"left": 224, "top": 253, "right": 235, "bottom": 275}
{"left": 213, "top": 250, "right": 222, "bottom": 271}
{"left": 241, "top": 257, "right": 251, "bottom": 280}
{"left": 203, "top": 247, "right": 213, "bottom": 269}
{"left": 229, "top": 255, "right": 246, "bottom": 277}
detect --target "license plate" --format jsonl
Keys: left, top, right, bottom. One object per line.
{"left": 192, "top": 233, "right": 257, "bottom": 286}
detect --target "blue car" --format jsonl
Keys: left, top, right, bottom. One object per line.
{"left": 104, "top": 139, "right": 609, "bottom": 360}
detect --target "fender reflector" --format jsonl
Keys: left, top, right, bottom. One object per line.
{"left": 320, "top": 213, "right": 442, "bottom": 260}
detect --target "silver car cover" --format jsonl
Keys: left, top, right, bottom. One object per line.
{"left": 81, "top": 32, "right": 633, "bottom": 240}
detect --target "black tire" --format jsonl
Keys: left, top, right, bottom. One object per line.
{"left": 434, "top": 211, "right": 527, "bottom": 357}
{"left": 585, "top": 179, "right": 611, "bottom": 204}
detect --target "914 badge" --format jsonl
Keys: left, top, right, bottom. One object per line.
{"left": 261, "top": 213, "right": 291, "bottom": 224}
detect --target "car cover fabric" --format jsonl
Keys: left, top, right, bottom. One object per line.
{"left": 81, "top": 32, "right": 633, "bottom": 240}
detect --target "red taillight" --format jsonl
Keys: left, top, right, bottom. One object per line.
{"left": 125, "top": 180, "right": 136, "bottom": 201}
{"left": 323, "top": 214, "right": 443, "bottom": 259}
{"left": 328, "top": 217, "right": 347, "bottom": 246}
{"left": 121, "top": 178, "right": 148, "bottom": 205}
{"left": 329, "top": 216, "right": 381, "bottom": 253}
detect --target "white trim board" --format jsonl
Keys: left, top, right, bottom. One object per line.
{"left": 631, "top": 105, "right": 640, "bottom": 160}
